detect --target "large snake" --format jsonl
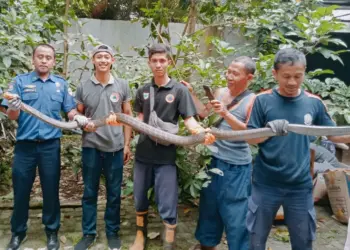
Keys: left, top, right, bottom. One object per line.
{"left": 3, "top": 93, "right": 350, "bottom": 146}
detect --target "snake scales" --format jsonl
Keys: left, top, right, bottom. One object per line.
{"left": 3, "top": 93, "right": 350, "bottom": 146}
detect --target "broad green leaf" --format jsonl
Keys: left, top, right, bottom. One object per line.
{"left": 209, "top": 168, "right": 224, "bottom": 176}
{"left": 308, "top": 69, "right": 334, "bottom": 77}
{"left": 190, "top": 184, "right": 196, "bottom": 198}
{"left": 199, "top": 59, "right": 205, "bottom": 70}
{"left": 328, "top": 38, "right": 347, "bottom": 48}
{"left": 202, "top": 180, "right": 211, "bottom": 188}
{"left": 297, "top": 16, "right": 308, "bottom": 24}
{"left": 3, "top": 57, "right": 11, "bottom": 68}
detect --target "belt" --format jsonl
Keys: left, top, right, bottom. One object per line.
{"left": 18, "top": 138, "right": 60, "bottom": 144}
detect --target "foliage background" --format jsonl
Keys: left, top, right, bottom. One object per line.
{"left": 0, "top": 0, "right": 350, "bottom": 203}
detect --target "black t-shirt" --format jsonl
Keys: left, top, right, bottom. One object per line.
{"left": 133, "top": 78, "right": 197, "bottom": 165}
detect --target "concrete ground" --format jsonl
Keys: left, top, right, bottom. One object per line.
{"left": 0, "top": 198, "right": 347, "bottom": 250}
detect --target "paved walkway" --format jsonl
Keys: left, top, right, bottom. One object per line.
{"left": 0, "top": 198, "right": 347, "bottom": 250}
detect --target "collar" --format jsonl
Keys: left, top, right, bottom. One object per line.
{"left": 30, "top": 71, "right": 55, "bottom": 83}
{"left": 91, "top": 74, "right": 115, "bottom": 85}
{"left": 274, "top": 87, "right": 304, "bottom": 99}
{"left": 151, "top": 77, "right": 175, "bottom": 89}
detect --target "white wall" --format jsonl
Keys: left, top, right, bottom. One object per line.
{"left": 64, "top": 18, "right": 247, "bottom": 83}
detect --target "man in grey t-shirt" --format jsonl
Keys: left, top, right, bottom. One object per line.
{"left": 182, "top": 56, "right": 256, "bottom": 250}
{"left": 73, "top": 44, "right": 132, "bottom": 250}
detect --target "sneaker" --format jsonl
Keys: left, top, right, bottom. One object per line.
{"left": 74, "top": 234, "right": 96, "bottom": 250}
{"left": 107, "top": 234, "right": 121, "bottom": 250}
{"left": 6, "top": 233, "right": 27, "bottom": 250}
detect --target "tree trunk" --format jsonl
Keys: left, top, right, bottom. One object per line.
{"left": 187, "top": 0, "right": 196, "bottom": 35}
{"left": 63, "top": 0, "right": 70, "bottom": 78}
{"left": 182, "top": 0, "right": 196, "bottom": 81}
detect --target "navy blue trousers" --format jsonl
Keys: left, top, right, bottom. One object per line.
{"left": 247, "top": 182, "right": 316, "bottom": 250}
{"left": 11, "top": 139, "right": 61, "bottom": 235}
{"left": 81, "top": 147, "right": 124, "bottom": 236}
{"left": 133, "top": 160, "right": 178, "bottom": 225}
{"left": 195, "top": 157, "right": 252, "bottom": 250}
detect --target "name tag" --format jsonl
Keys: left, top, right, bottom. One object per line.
{"left": 23, "top": 88, "right": 36, "bottom": 93}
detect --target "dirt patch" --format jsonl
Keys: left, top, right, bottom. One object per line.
{"left": 30, "top": 168, "right": 107, "bottom": 201}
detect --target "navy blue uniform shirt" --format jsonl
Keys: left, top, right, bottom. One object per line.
{"left": 1, "top": 71, "right": 75, "bottom": 140}
{"left": 247, "top": 88, "right": 335, "bottom": 188}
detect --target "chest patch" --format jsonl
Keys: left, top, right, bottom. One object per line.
{"left": 143, "top": 92, "right": 149, "bottom": 100}
{"left": 110, "top": 92, "right": 120, "bottom": 103}
{"left": 23, "top": 85, "right": 36, "bottom": 93}
{"left": 165, "top": 94, "right": 175, "bottom": 103}
{"left": 304, "top": 113, "right": 312, "bottom": 126}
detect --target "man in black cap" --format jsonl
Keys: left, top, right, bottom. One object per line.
{"left": 73, "top": 44, "right": 133, "bottom": 250}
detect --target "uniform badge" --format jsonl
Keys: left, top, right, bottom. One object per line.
{"left": 110, "top": 92, "right": 120, "bottom": 103}
{"left": 165, "top": 94, "right": 175, "bottom": 103}
{"left": 304, "top": 113, "right": 312, "bottom": 126}
{"left": 143, "top": 92, "right": 149, "bottom": 100}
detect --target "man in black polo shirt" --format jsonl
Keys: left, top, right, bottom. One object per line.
{"left": 129, "top": 43, "right": 215, "bottom": 250}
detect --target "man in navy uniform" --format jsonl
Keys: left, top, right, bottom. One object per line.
{"left": 2, "top": 44, "right": 76, "bottom": 250}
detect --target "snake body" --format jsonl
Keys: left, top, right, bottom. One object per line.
{"left": 3, "top": 93, "right": 350, "bottom": 146}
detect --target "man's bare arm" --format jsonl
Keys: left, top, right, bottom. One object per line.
{"left": 7, "top": 109, "right": 20, "bottom": 120}
{"left": 183, "top": 116, "right": 215, "bottom": 145}
{"left": 180, "top": 80, "right": 211, "bottom": 118}
{"left": 122, "top": 101, "right": 133, "bottom": 147}
{"left": 328, "top": 135, "right": 350, "bottom": 144}
{"left": 247, "top": 137, "right": 268, "bottom": 145}
{"left": 137, "top": 113, "right": 144, "bottom": 122}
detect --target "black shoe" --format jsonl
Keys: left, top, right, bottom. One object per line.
{"left": 107, "top": 234, "right": 121, "bottom": 250}
{"left": 74, "top": 234, "right": 96, "bottom": 250}
{"left": 46, "top": 231, "right": 60, "bottom": 250}
{"left": 6, "top": 233, "right": 27, "bottom": 250}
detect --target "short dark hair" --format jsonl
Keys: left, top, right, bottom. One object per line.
{"left": 274, "top": 48, "right": 306, "bottom": 70}
{"left": 148, "top": 43, "right": 171, "bottom": 59}
{"left": 33, "top": 44, "right": 56, "bottom": 58}
{"left": 232, "top": 56, "right": 256, "bottom": 74}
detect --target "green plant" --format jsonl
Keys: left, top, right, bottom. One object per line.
{"left": 61, "top": 135, "right": 82, "bottom": 176}
{"left": 0, "top": 113, "right": 16, "bottom": 194}
{"left": 245, "top": 2, "right": 348, "bottom": 92}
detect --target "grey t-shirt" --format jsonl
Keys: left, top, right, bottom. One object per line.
{"left": 75, "top": 74, "right": 131, "bottom": 152}
{"left": 310, "top": 143, "right": 341, "bottom": 168}
{"left": 212, "top": 92, "right": 255, "bottom": 165}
